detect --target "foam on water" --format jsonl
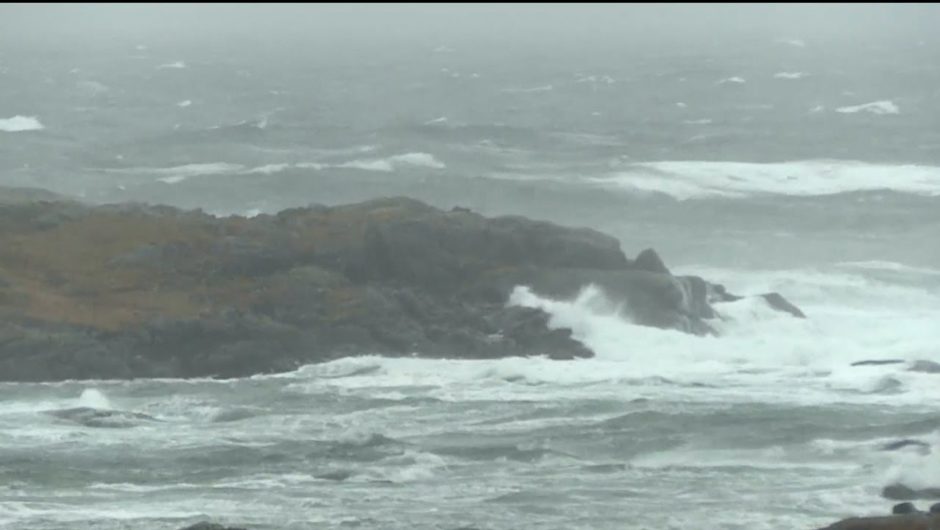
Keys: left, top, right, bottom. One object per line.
{"left": 156, "top": 61, "right": 187, "bottom": 69}
{"left": 590, "top": 159, "right": 940, "bottom": 199}
{"left": 883, "top": 431, "right": 940, "bottom": 489}
{"left": 176, "top": 100, "right": 192, "bottom": 107}
{"left": 335, "top": 152, "right": 446, "bottom": 172}
{"left": 283, "top": 264, "right": 940, "bottom": 407}
{"left": 0, "top": 115, "right": 44, "bottom": 132}
{"left": 836, "top": 100, "right": 900, "bottom": 115}
{"left": 140, "top": 163, "right": 246, "bottom": 183}
{"left": 129, "top": 152, "right": 445, "bottom": 184}
{"left": 774, "top": 72, "right": 808, "bottom": 79}
{"left": 77, "top": 388, "right": 113, "bottom": 410}
{"left": 501, "top": 85, "right": 554, "bottom": 93}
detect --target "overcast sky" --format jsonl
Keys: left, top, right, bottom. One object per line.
{"left": 2, "top": 3, "right": 939, "bottom": 49}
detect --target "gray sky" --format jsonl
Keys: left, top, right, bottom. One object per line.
{"left": 2, "top": 3, "right": 939, "bottom": 48}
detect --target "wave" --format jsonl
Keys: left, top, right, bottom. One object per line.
{"left": 280, "top": 265, "right": 940, "bottom": 407}
{"left": 588, "top": 160, "right": 940, "bottom": 199}
{"left": 836, "top": 100, "right": 900, "bottom": 115}
{"left": 0, "top": 115, "right": 44, "bottom": 132}
{"left": 142, "top": 163, "right": 245, "bottom": 184}
{"left": 501, "top": 84, "right": 553, "bottom": 94}
{"left": 176, "top": 99, "right": 192, "bottom": 108}
{"left": 134, "top": 152, "right": 446, "bottom": 184}
{"left": 836, "top": 261, "right": 940, "bottom": 277}
{"left": 717, "top": 76, "right": 746, "bottom": 85}
{"left": 156, "top": 61, "right": 187, "bottom": 69}
{"left": 774, "top": 72, "right": 808, "bottom": 79}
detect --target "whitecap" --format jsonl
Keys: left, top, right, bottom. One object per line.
{"left": 501, "top": 85, "right": 553, "bottom": 94}
{"left": 0, "top": 115, "right": 44, "bottom": 132}
{"left": 588, "top": 160, "right": 940, "bottom": 199}
{"left": 774, "top": 72, "right": 808, "bottom": 79}
{"left": 835, "top": 100, "right": 900, "bottom": 115}
{"left": 157, "top": 61, "right": 187, "bottom": 69}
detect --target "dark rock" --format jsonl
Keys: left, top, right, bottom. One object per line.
{"left": 709, "top": 283, "right": 743, "bottom": 303}
{"left": 0, "top": 194, "right": 802, "bottom": 382}
{"left": 893, "top": 503, "right": 919, "bottom": 514}
{"left": 883, "top": 483, "right": 940, "bottom": 501}
{"left": 761, "top": 292, "right": 806, "bottom": 318}
{"left": 930, "top": 503, "right": 940, "bottom": 514}
{"left": 817, "top": 513, "right": 936, "bottom": 530}
{"left": 633, "top": 248, "right": 670, "bottom": 274}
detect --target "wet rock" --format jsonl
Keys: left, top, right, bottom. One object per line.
{"left": 0, "top": 194, "right": 803, "bottom": 382}
{"left": 893, "top": 502, "right": 919, "bottom": 514}
{"left": 633, "top": 248, "right": 670, "bottom": 274}
{"left": 883, "top": 483, "right": 940, "bottom": 500}
{"left": 818, "top": 513, "right": 938, "bottom": 530}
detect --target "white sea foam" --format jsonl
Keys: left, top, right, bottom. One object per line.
{"left": 717, "top": 76, "right": 746, "bottom": 85}
{"left": 124, "top": 151, "right": 444, "bottom": 184}
{"left": 683, "top": 119, "right": 712, "bottom": 125}
{"left": 284, "top": 264, "right": 940, "bottom": 408}
{"left": 501, "top": 85, "right": 554, "bottom": 93}
{"left": 146, "top": 163, "right": 246, "bottom": 184}
{"left": 157, "top": 61, "right": 187, "bottom": 69}
{"left": 575, "top": 74, "right": 615, "bottom": 85}
{"left": 774, "top": 72, "right": 808, "bottom": 79}
{"left": 589, "top": 160, "right": 940, "bottom": 199}
{"left": 247, "top": 163, "right": 291, "bottom": 175}
{"left": 882, "top": 434, "right": 940, "bottom": 490}
{"left": 77, "top": 388, "right": 113, "bottom": 410}
{"left": 338, "top": 152, "right": 446, "bottom": 172}
{"left": 836, "top": 100, "right": 899, "bottom": 115}
{"left": 0, "top": 115, "right": 44, "bottom": 132}
{"left": 835, "top": 261, "right": 940, "bottom": 277}
{"left": 176, "top": 99, "right": 192, "bottom": 107}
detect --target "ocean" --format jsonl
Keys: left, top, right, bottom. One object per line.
{"left": 2, "top": 20, "right": 940, "bottom": 530}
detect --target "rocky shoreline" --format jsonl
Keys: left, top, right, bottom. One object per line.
{"left": 0, "top": 189, "right": 802, "bottom": 382}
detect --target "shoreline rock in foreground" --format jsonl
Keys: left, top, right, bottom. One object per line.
{"left": 817, "top": 502, "right": 940, "bottom": 529}
{"left": 0, "top": 191, "right": 802, "bottom": 382}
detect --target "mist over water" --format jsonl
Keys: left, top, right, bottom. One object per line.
{"left": 2, "top": 4, "right": 940, "bottom": 529}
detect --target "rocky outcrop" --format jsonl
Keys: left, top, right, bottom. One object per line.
{"left": 0, "top": 195, "right": 803, "bottom": 382}
{"left": 817, "top": 502, "right": 940, "bottom": 530}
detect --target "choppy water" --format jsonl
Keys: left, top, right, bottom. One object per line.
{"left": 2, "top": 20, "right": 940, "bottom": 530}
